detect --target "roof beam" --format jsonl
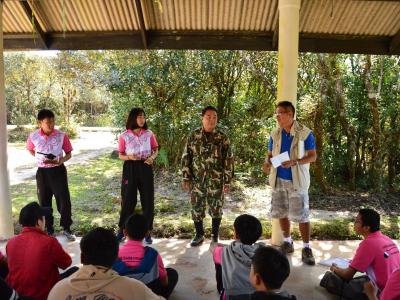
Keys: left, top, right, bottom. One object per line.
{"left": 20, "top": 0, "right": 49, "bottom": 49}
{"left": 389, "top": 28, "right": 400, "bottom": 53}
{"left": 3, "top": 31, "right": 398, "bottom": 55}
{"left": 272, "top": 16, "right": 279, "bottom": 50}
{"left": 134, "top": 0, "right": 148, "bottom": 49}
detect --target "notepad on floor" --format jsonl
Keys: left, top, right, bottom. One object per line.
{"left": 318, "top": 257, "right": 350, "bottom": 269}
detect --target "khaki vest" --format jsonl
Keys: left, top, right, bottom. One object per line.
{"left": 269, "top": 120, "right": 312, "bottom": 190}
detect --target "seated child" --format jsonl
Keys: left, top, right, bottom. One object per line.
{"left": 250, "top": 246, "right": 297, "bottom": 300}
{"left": 114, "top": 214, "right": 178, "bottom": 299}
{"left": 213, "top": 214, "right": 264, "bottom": 299}
{"left": 48, "top": 227, "right": 162, "bottom": 300}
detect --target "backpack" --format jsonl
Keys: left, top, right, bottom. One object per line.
{"left": 112, "top": 246, "right": 159, "bottom": 284}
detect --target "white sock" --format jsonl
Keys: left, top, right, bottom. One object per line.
{"left": 284, "top": 236, "right": 292, "bottom": 243}
{"left": 303, "top": 242, "right": 311, "bottom": 249}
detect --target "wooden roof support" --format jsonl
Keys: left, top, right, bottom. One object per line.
{"left": 272, "top": 17, "right": 279, "bottom": 50}
{"left": 389, "top": 28, "right": 400, "bottom": 53}
{"left": 134, "top": 0, "right": 148, "bottom": 49}
{"left": 20, "top": 0, "right": 49, "bottom": 49}
{"left": 4, "top": 31, "right": 400, "bottom": 55}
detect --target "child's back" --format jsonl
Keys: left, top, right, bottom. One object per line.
{"left": 213, "top": 214, "right": 263, "bottom": 300}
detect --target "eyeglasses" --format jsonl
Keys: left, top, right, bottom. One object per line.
{"left": 275, "top": 111, "right": 288, "bottom": 116}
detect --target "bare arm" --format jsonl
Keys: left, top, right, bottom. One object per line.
{"left": 281, "top": 149, "right": 317, "bottom": 168}
{"left": 330, "top": 264, "right": 357, "bottom": 281}
{"left": 262, "top": 151, "right": 273, "bottom": 174}
{"left": 118, "top": 153, "right": 140, "bottom": 161}
{"left": 144, "top": 148, "right": 158, "bottom": 165}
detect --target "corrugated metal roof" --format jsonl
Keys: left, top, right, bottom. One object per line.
{"left": 2, "top": 0, "right": 400, "bottom": 53}
{"left": 300, "top": 0, "right": 400, "bottom": 36}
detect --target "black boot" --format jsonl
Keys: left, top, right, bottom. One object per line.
{"left": 211, "top": 218, "right": 221, "bottom": 243}
{"left": 190, "top": 221, "right": 205, "bottom": 247}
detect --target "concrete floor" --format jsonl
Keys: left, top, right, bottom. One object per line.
{"left": 2, "top": 236, "right": 369, "bottom": 300}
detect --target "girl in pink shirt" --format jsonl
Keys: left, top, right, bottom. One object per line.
{"left": 117, "top": 108, "right": 159, "bottom": 244}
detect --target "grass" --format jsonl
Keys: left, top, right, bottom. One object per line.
{"left": 10, "top": 154, "right": 400, "bottom": 240}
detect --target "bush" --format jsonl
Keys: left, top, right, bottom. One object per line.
{"left": 8, "top": 126, "right": 32, "bottom": 143}
{"left": 59, "top": 121, "right": 79, "bottom": 139}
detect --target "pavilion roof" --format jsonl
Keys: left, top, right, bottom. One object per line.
{"left": 3, "top": 0, "right": 400, "bottom": 54}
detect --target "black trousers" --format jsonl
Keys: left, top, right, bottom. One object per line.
{"left": 118, "top": 160, "right": 155, "bottom": 231}
{"left": 147, "top": 268, "right": 179, "bottom": 299}
{"left": 36, "top": 164, "right": 73, "bottom": 233}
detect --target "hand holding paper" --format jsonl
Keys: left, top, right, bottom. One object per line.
{"left": 270, "top": 151, "right": 290, "bottom": 168}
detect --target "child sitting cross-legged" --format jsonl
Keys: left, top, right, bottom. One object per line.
{"left": 113, "top": 214, "right": 178, "bottom": 299}
{"left": 213, "top": 214, "right": 265, "bottom": 300}
{"left": 250, "top": 246, "right": 297, "bottom": 300}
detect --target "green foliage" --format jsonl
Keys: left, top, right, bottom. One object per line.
{"left": 7, "top": 126, "right": 32, "bottom": 143}
{"left": 5, "top": 51, "right": 400, "bottom": 192}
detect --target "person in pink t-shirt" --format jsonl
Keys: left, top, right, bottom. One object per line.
{"left": 115, "top": 214, "right": 178, "bottom": 299}
{"left": 117, "top": 108, "right": 159, "bottom": 244}
{"left": 328, "top": 209, "right": 400, "bottom": 297}
{"left": 26, "top": 109, "right": 75, "bottom": 241}
{"left": 364, "top": 268, "right": 400, "bottom": 300}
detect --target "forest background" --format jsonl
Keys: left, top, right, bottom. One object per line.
{"left": 6, "top": 50, "right": 400, "bottom": 193}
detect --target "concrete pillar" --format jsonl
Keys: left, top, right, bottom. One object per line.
{"left": 0, "top": 0, "right": 14, "bottom": 240}
{"left": 271, "top": 0, "right": 301, "bottom": 246}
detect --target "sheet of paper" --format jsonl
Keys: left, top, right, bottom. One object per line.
{"left": 318, "top": 257, "right": 350, "bottom": 269}
{"left": 270, "top": 151, "right": 290, "bottom": 168}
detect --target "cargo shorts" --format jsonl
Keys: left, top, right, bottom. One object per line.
{"left": 270, "top": 178, "right": 309, "bottom": 223}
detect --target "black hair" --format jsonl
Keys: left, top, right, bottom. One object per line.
{"left": 359, "top": 209, "right": 380, "bottom": 233}
{"left": 125, "top": 107, "right": 148, "bottom": 130}
{"left": 19, "top": 202, "right": 48, "bottom": 227}
{"left": 37, "top": 109, "right": 55, "bottom": 121}
{"left": 80, "top": 227, "right": 119, "bottom": 268}
{"left": 252, "top": 246, "right": 290, "bottom": 289}
{"left": 201, "top": 105, "right": 218, "bottom": 116}
{"left": 233, "top": 214, "right": 262, "bottom": 245}
{"left": 277, "top": 101, "right": 296, "bottom": 116}
{"left": 125, "top": 214, "right": 148, "bottom": 240}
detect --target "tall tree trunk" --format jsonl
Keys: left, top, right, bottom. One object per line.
{"left": 314, "top": 54, "right": 328, "bottom": 192}
{"left": 363, "top": 55, "right": 383, "bottom": 190}
{"left": 329, "top": 55, "right": 356, "bottom": 190}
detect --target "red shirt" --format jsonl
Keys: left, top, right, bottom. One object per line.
{"left": 118, "top": 240, "right": 167, "bottom": 280}
{"left": 6, "top": 227, "right": 72, "bottom": 300}
{"left": 350, "top": 231, "right": 400, "bottom": 291}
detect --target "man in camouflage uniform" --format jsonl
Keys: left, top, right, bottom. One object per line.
{"left": 182, "top": 105, "right": 234, "bottom": 246}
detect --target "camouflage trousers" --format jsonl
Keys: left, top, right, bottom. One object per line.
{"left": 190, "top": 182, "right": 224, "bottom": 222}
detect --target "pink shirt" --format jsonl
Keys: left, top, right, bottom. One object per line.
{"left": 381, "top": 269, "right": 400, "bottom": 300}
{"left": 350, "top": 231, "right": 400, "bottom": 291}
{"left": 118, "top": 240, "right": 166, "bottom": 281}
{"left": 26, "top": 129, "right": 73, "bottom": 168}
{"left": 118, "top": 129, "right": 158, "bottom": 159}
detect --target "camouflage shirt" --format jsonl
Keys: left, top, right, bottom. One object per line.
{"left": 181, "top": 127, "right": 234, "bottom": 186}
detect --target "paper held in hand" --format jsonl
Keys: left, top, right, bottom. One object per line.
{"left": 270, "top": 151, "right": 290, "bottom": 168}
{"left": 319, "top": 257, "right": 350, "bottom": 269}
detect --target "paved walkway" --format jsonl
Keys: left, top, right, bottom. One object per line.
{"left": 2, "top": 237, "right": 377, "bottom": 300}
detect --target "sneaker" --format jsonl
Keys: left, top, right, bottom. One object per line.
{"left": 190, "top": 235, "right": 204, "bottom": 247}
{"left": 302, "top": 247, "right": 315, "bottom": 265}
{"left": 144, "top": 235, "right": 153, "bottom": 245}
{"left": 116, "top": 232, "right": 125, "bottom": 243}
{"left": 280, "top": 241, "right": 294, "bottom": 254}
{"left": 63, "top": 230, "right": 76, "bottom": 242}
